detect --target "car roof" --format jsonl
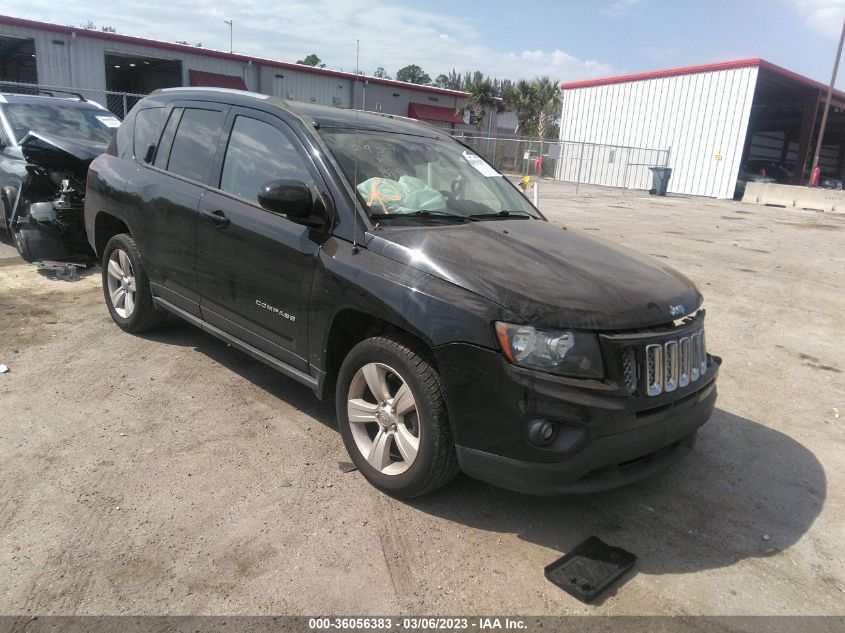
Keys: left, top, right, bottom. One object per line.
{"left": 0, "top": 92, "right": 106, "bottom": 110}
{"left": 147, "top": 87, "right": 448, "bottom": 138}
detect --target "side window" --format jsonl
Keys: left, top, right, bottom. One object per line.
{"left": 133, "top": 107, "right": 165, "bottom": 162}
{"left": 165, "top": 108, "right": 225, "bottom": 183}
{"left": 153, "top": 107, "right": 182, "bottom": 170}
{"left": 219, "top": 115, "right": 313, "bottom": 205}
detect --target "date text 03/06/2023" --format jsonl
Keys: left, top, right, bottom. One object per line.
{"left": 308, "top": 617, "right": 528, "bottom": 630}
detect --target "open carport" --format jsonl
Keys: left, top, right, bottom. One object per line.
{"left": 743, "top": 61, "right": 845, "bottom": 185}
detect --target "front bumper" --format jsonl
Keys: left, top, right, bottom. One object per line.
{"left": 433, "top": 342, "right": 720, "bottom": 495}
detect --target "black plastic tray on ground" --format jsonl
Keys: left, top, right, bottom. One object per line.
{"left": 544, "top": 536, "right": 637, "bottom": 603}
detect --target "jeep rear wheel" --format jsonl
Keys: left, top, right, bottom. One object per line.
{"left": 336, "top": 334, "right": 459, "bottom": 498}
{"left": 102, "top": 233, "right": 166, "bottom": 333}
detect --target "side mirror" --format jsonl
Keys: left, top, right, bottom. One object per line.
{"left": 143, "top": 143, "right": 155, "bottom": 163}
{"left": 258, "top": 179, "right": 313, "bottom": 218}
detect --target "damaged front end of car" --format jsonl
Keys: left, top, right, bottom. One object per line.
{"left": 11, "top": 131, "right": 105, "bottom": 263}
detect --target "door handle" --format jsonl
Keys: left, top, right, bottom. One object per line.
{"left": 202, "top": 208, "right": 230, "bottom": 228}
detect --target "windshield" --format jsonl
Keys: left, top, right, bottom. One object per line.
{"left": 3, "top": 103, "right": 118, "bottom": 145}
{"left": 318, "top": 128, "right": 542, "bottom": 223}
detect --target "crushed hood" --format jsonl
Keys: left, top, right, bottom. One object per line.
{"left": 20, "top": 131, "right": 107, "bottom": 172}
{"left": 367, "top": 219, "right": 702, "bottom": 330}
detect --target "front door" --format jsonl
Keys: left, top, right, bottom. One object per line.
{"left": 196, "top": 107, "right": 326, "bottom": 370}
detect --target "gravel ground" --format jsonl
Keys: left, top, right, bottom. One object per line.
{"left": 0, "top": 181, "right": 843, "bottom": 616}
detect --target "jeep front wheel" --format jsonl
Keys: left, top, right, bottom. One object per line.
{"left": 336, "top": 334, "right": 459, "bottom": 498}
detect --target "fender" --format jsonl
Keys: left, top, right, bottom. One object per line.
{"left": 309, "top": 236, "right": 522, "bottom": 380}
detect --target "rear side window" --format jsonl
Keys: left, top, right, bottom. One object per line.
{"left": 219, "top": 115, "right": 312, "bottom": 204}
{"left": 133, "top": 107, "right": 164, "bottom": 162}
{"left": 165, "top": 108, "right": 225, "bottom": 183}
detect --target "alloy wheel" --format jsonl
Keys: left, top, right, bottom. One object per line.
{"left": 347, "top": 362, "right": 420, "bottom": 475}
{"left": 106, "top": 248, "right": 137, "bottom": 318}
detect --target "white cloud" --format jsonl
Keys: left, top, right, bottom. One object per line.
{"left": 783, "top": 0, "right": 845, "bottom": 38}
{"left": 601, "top": 0, "right": 642, "bottom": 17}
{"left": 0, "top": 0, "right": 615, "bottom": 82}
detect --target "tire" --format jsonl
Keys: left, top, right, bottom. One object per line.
{"left": 336, "top": 334, "right": 459, "bottom": 498}
{"left": 10, "top": 218, "right": 34, "bottom": 262}
{"left": 101, "top": 233, "right": 166, "bottom": 333}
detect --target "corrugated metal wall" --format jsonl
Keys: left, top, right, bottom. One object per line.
{"left": 558, "top": 66, "right": 759, "bottom": 198}
{"left": 271, "top": 69, "right": 351, "bottom": 108}
{"left": 0, "top": 22, "right": 255, "bottom": 92}
{"left": 1, "top": 21, "right": 509, "bottom": 134}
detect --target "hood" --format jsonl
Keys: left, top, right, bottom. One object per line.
{"left": 20, "top": 131, "right": 107, "bottom": 172}
{"left": 367, "top": 219, "right": 702, "bottom": 330}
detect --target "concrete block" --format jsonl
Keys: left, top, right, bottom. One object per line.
{"left": 742, "top": 182, "right": 845, "bottom": 213}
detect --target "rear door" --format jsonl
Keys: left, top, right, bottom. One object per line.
{"left": 126, "top": 101, "right": 228, "bottom": 315}
{"left": 196, "top": 107, "right": 326, "bottom": 369}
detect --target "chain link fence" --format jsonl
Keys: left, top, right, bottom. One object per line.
{"left": 556, "top": 141, "right": 670, "bottom": 192}
{"left": 451, "top": 133, "right": 560, "bottom": 177}
{"left": 453, "top": 132, "right": 671, "bottom": 193}
{"left": 0, "top": 80, "right": 146, "bottom": 119}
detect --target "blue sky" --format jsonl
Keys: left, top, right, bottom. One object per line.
{"left": 3, "top": 0, "right": 845, "bottom": 87}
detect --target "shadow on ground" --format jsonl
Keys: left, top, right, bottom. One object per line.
{"left": 412, "top": 408, "right": 826, "bottom": 579}
{"left": 141, "top": 320, "right": 826, "bottom": 581}
{"left": 139, "top": 319, "right": 336, "bottom": 427}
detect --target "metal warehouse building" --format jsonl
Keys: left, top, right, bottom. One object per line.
{"left": 557, "top": 59, "right": 845, "bottom": 198}
{"left": 0, "top": 15, "right": 509, "bottom": 134}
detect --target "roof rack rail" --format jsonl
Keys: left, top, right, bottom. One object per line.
{"left": 0, "top": 83, "right": 87, "bottom": 101}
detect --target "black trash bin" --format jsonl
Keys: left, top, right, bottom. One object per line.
{"left": 648, "top": 167, "right": 672, "bottom": 196}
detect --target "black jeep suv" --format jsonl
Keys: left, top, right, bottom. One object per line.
{"left": 85, "top": 88, "right": 719, "bottom": 498}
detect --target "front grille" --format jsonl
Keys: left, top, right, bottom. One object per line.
{"left": 627, "top": 328, "right": 708, "bottom": 397}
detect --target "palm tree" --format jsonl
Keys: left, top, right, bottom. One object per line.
{"left": 533, "top": 76, "right": 561, "bottom": 140}
{"left": 502, "top": 80, "right": 536, "bottom": 135}
{"left": 457, "top": 79, "right": 501, "bottom": 132}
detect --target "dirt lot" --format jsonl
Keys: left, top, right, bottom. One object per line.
{"left": 0, "top": 181, "right": 843, "bottom": 616}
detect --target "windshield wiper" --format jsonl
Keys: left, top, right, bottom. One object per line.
{"left": 468, "top": 210, "right": 535, "bottom": 220}
{"left": 370, "top": 210, "right": 476, "bottom": 223}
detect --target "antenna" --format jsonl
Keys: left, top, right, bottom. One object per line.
{"left": 352, "top": 39, "right": 361, "bottom": 254}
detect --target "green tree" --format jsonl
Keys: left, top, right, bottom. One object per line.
{"left": 502, "top": 79, "right": 536, "bottom": 135}
{"left": 445, "top": 69, "right": 462, "bottom": 90}
{"left": 80, "top": 21, "right": 117, "bottom": 33}
{"left": 434, "top": 74, "right": 449, "bottom": 88}
{"left": 395, "top": 64, "right": 431, "bottom": 85}
{"left": 297, "top": 54, "right": 326, "bottom": 68}
{"left": 533, "top": 76, "right": 561, "bottom": 140}
{"left": 457, "top": 79, "right": 501, "bottom": 131}
{"left": 373, "top": 67, "right": 390, "bottom": 79}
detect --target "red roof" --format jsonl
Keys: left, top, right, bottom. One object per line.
{"left": 407, "top": 102, "right": 463, "bottom": 124}
{"left": 0, "top": 14, "right": 470, "bottom": 99}
{"left": 560, "top": 57, "right": 845, "bottom": 103}
{"left": 188, "top": 70, "right": 247, "bottom": 90}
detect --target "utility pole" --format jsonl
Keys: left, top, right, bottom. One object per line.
{"left": 810, "top": 18, "right": 845, "bottom": 185}
{"left": 224, "top": 19, "right": 233, "bottom": 53}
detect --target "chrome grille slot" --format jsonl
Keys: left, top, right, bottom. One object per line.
{"left": 645, "top": 344, "right": 663, "bottom": 396}
{"left": 690, "top": 332, "right": 701, "bottom": 382}
{"left": 663, "top": 340, "right": 678, "bottom": 392}
{"left": 679, "top": 336, "right": 690, "bottom": 388}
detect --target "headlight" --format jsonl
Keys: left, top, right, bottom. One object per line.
{"left": 494, "top": 322, "right": 604, "bottom": 379}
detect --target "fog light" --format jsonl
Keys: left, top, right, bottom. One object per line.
{"left": 527, "top": 419, "right": 558, "bottom": 446}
